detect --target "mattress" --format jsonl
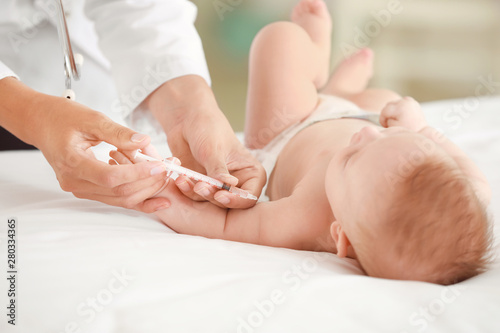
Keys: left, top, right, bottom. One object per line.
{"left": 1, "top": 97, "right": 499, "bottom": 332}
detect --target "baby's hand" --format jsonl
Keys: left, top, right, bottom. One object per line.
{"left": 154, "top": 176, "right": 230, "bottom": 238}
{"left": 379, "top": 97, "right": 427, "bottom": 131}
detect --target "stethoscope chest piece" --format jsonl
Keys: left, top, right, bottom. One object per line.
{"left": 62, "top": 88, "right": 76, "bottom": 100}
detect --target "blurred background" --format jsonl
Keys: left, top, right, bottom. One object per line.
{"left": 191, "top": 0, "right": 500, "bottom": 132}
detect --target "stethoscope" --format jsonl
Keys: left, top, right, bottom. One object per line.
{"left": 55, "top": 0, "right": 83, "bottom": 101}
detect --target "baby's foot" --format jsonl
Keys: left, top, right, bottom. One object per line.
{"left": 291, "top": 0, "right": 332, "bottom": 48}
{"left": 291, "top": 0, "right": 332, "bottom": 85}
{"left": 323, "top": 48, "right": 374, "bottom": 95}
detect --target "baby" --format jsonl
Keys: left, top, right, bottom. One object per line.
{"left": 151, "top": 0, "right": 492, "bottom": 284}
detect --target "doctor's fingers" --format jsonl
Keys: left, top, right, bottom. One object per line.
{"left": 71, "top": 176, "right": 171, "bottom": 213}
{"left": 211, "top": 171, "right": 264, "bottom": 209}
{"left": 109, "top": 150, "right": 133, "bottom": 165}
{"left": 177, "top": 178, "right": 253, "bottom": 209}
{"left": 174, "top": 176, "right": 240, "bottom": 208}
{"left": 91, "top": 115, "right": 152, "bottom": 152}
{"left": 67, "top": 170, "right": 167, "bottom": 198}
{"left": 109, "top": 145, "right": 164, "bottom": 166}
{"left": 73, "top": 157, "right": 168, "bottom": 189}
{"left": 214, "top": 173, "right": 264, "bottom": 209}
{"left": 174, "top": 176, "right": 209, "bottom": 202}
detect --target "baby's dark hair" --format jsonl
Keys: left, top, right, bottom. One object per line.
{"left": 358, "top": 158, "right": 493, "bottom": 285}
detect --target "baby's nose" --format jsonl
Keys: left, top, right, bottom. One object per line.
{"left": 358, "top": 126, "right": 382, "bottom": 142}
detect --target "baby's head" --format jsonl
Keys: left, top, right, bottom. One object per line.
{"left": 326, "top": 126, "right": 492, "bottom": 284}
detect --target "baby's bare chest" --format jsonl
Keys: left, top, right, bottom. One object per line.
{"left": 268, "top": 119, "right": 378, "bottom": 200}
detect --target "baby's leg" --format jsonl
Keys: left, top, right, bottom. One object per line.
{"left": 321, "top": 48, "right": 374, "bottom": 96}
{"left": 321, "top": 48, "right": 400, "bottom": 113}
{"left": 245, "top": 0, "right": 332, "bottom": 149}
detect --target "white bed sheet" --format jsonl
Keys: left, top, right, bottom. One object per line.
{"left": 1, "top": 97, "right": 500, "bottom": 333}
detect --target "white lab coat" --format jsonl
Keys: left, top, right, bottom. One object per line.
{"left": 0, "top": 0, "right": 211, "bottom": 140}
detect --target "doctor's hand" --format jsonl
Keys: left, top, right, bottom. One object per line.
{"left": 146, "top": 75, "right": 266, "bottom": 209}
{"left": 39, "top": 98, "right": 173, "bottom": 213}
{"left": 0, "top": 78, "right": 170, "bottom": 213}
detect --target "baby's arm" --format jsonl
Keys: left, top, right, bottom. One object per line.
{"left": 154, "top": 181, "right": 308, "bottom": 249}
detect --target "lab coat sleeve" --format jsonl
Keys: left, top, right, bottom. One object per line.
{"left": 0, "top": 61, "right": 20, "bottom": 81}
{"left": 84, "top": 0, "right": 211, "bottom": 134}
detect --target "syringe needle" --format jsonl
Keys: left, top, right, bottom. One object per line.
{"left": 228, "top": 186, "right": 258, "bottom": 200}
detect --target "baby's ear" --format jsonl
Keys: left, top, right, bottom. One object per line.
{"left": 330, "top": 221, "right": 351, "bottom": 258}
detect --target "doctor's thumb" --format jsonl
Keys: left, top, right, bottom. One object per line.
{"left": 96, "top": 118, "right": 151, "bottom": 150}
{"left": 205, "top": 156, "right": 239, "bottom": 187}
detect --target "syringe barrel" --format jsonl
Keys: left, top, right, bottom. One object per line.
{"left": 134, "top": 151, "right": 257, "bottom": 200}
{"left": 162, "top": 159, "right": 225, "bottom": 188}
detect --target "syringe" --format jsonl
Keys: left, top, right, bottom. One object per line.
{"left": 134, "top": 151, "right": 258, "bottom": 201}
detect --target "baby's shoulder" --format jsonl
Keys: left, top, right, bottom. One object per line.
{"left": 289, "top": 174, "right": 333, "bottom": 216}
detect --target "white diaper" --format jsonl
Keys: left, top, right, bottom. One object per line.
{"left": 251, "top": 94, "right": 380, "bottom": 201}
